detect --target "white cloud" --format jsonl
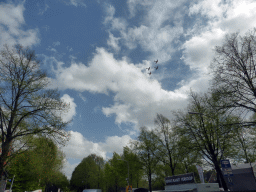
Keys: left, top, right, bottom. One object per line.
{"left": 60, "top": 94, "right": 77, "bottom": 123}
{"left": 38, "top": 3, "right": 50, "bottom": 15}
{"left": 189, "top": 0, "right": 229, "bottom": 19}
{"left": 45, "top": 0, "right": 256, "bottom": 147}
{"left": 107, "top": 32, "right": 121, "bottom": 52}
{"left": 104, "top": 1, "right": 186, "bottom": 64}
{"left": 47, "top": 47, "right": 57, "bottom": 52}
{"left": 103, "top": 4, "right": 115, "bottom": 24}
{"left": 53, "top": 41, "right": 61, "bottom": 46}
{"left": 61, "top": 131, "right": 133, "bottom": 160}
{"left": 49, "top": 47, "right": 188, "bottom": 129}
{"left": 177, "top": 0, "right": 256, "bottom": 90}
{"left": 59, "top": 131, "right": 134, "bottom": 179}
{"left": 66, "top": 46, "right": 73, "bottom": 52}
{"left": 61, "top": 131, "right": 105, "bottom": 159}
{"left": 63, "top": 0, "right": 86, "bottom": 8}
{"left": 78, "top": 93, "right": 86, "bottom": 102}
{"left": 61, "top": 158, "right": 79, "bottom": 180}
{"left": 101, "top": 135, "right": 134, "bottom": 154}
{"left": 181, "top": 28, "right": 226, "bottom": 72}
{"left": 0, "top": 2, "right": 40, "bottom": 49}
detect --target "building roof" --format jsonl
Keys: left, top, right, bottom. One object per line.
{"left": 231, "top": 162, "right": 256, "bottom": 169}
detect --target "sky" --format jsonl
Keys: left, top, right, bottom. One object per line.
{"left": 1, "top": 0, "right": 256, "bottom": 180}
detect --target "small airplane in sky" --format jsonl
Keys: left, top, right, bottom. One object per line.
{"left": 148, "top": 72, "right": 151, "bottom": 75}
{"left": 146, "top": 67, "right": 150, "bottom": 71}
{"left": 154, "top": 59, "right": 158, "bottom": 64}
{"left": 154, "top": 66, "right": 158, "bottom": 70}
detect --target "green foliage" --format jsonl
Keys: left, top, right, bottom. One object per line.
{"left": 104, "top": 152, "right": 126, "bottom": 192}
{"left": 5, "top": 136, "right": 66, "bottom": 192}
{"left": 132, "top": 127, "right": 159, "bottom": 192}
{"left": 122, "top": 146, "right": 144, "bottom": 188}
{"left": 70, "top": 154, "right": 105, "bottom": 192}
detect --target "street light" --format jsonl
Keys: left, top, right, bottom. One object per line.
{"left": 117, "top": 159, "right": 129, "bottom": 186}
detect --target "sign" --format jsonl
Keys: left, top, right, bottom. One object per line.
{"left": 221, "top": 160, "right": 233, "bottom": 177}
{"left": 165, "top": 173, "right": 195, "bottom": 185}
{"left": 126, "top": 185, "right": 132, "bottom": 192}
{"left": 196, "top": 165, "right": 204, "bottom": 183}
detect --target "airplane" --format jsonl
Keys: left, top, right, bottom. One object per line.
{"left": 148, "top": 72, "right": 151, "bottom": 75}
{"left": 146, "top": 67, "right": 150, "bottom": 71}
{"left": 154, "top": 66, "right": 158, "bottom": 70}
{"left": 154, "top": 59, "right": 158, "bottom": 64}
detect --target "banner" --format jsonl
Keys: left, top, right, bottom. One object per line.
{"left": 165, "top": 173, "right": 195, "bottom": 185}
{"left": 196, "top": 165, "right": 204, "bottom": 183}
{"left": 221, "top": 159, "right": 233, "bottom": 177}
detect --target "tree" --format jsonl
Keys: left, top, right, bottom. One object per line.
{"left": 210, "top": 28, "right": 256, "bottom": 120}
{"left": 0, "top": 44, "right": 71, "bottom": 178}
{"left": 174, "top": 135, "right": 203, "bottom": 180}
{"left": 153, "top": 114, "right": 195, "bottom": 176}
{"left": 70, "top": 154, "right": 105, "bottom": 192}
{"left": 103, "top": 152, "right": 126, "bottom": 192}
{"left": 230, "top": 113, "right": 256, "bottom": 164}
{"left": 122, "top": 146, "right": 144, "bottom": 188}
{"left": 173, "top": 91, "right": 240, "bottom": 191}
{"left": 132, "top": 127, "right": 158, "bottom": 192}
{"left": 5, "top": 136, "right": 67, "bottom": 192}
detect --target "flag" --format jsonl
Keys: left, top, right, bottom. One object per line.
{"left": 196, "top": 165, "right": 204, "bottom": 183}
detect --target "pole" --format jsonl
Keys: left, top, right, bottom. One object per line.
{"left": 127, "top": 161, "right": 129, "bottom": 186}
{"left": 0, "top": 110, "right": 3, "bottom": 181}
{"left": 10, "top": 175, "right": 14, "bottom": 191}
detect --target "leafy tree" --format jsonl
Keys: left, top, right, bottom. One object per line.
{"left": 175, "top": 136, "right": 203, "bottom": 177}
{"left": 50, "top": 171, "right": 70, "bottom": 192}
{"left": 103, "top": 152, "right": 126, "bottom": 192}
{"left": 152, "top": 114, "right": 180, "bottom": 176}
{"left": 152, "top": 114, "right": 202, "bottom": 177}
{"left": 132, "top": 127, "right": 158, "bottom": 192}
{"left": 89, "top": 154, "right": 105, "bottom": 189}
{"left": 70, "top": 154, "right": 105, "bottom": 192}
{"left": 122, "top": 146, "right": 144, "bottom": 188}
{"left": 0, "top": 44, "right": 71, "bottom": 178}
{"left": 5, "top": 136, "right": 67, "bottom": 192}
{"left": 172, "top": 91, "right": 240, "bottom": 191}
{"left": 210, "top": 28, "right": 256, "bottom": 122}
{"left": 230, "top": 113, "right": 256, "bottom": 164}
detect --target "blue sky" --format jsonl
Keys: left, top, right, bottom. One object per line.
{"left": 1, "top": 0, "right": 256, "bottom": 180}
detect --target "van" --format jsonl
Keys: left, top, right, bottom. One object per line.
{"left": 83, "top": 189, "right": 102, "bottom": 192}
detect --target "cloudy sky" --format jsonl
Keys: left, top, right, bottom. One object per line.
{"left": 1, "top": 0, "right": 256, "bottom": 180}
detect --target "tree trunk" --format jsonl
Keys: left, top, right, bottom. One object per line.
{"left": 0, "top": 140, "right": 11, "bottom": 180}
{"left": 131, "top": 173, "right": 132, "bottom": 187}
{"left": 213, "top": 159, "right": 228, "bottom": 191}
{"left": 148, "top": 169, "right": 152, "bottom": 192}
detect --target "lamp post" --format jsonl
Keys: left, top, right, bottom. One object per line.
{"left": 117, "top": 159, "right": 129, "bottom": 186}
{"left": 10, "top": 175, "right": 14, "bottom": 191}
